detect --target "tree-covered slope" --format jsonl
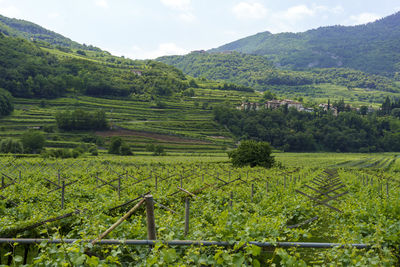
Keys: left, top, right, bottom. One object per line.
{"left": 157, "top": 52, "right": 400, "bottom": 93}
{"left": 0, "top": 14, "right": 100, "bottom": 51}
{"left": 210, "top": 12, "right": 400, "bottom": 76}
{"left": 0, "top": 33, "right": 189, "bottom": 99}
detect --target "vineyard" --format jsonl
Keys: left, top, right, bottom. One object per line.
{"left": 0, "top": 155, "right": 399, "bottom": 266}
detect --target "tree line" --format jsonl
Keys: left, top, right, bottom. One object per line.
{"left": 214, "top": 105, "right": 400, "bottom": 152}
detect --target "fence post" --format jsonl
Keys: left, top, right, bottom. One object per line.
{"left": 155, "top": 175, "right": 158, "bottom": 191}
{"left": 145, "top": 195, "right": 157, "bottom": 240}
{"left": 61, "top": 181, "right": 65, "bottom": 209}
{"left": 251, "top": 184, "right": 254, "bottom": 202}
{"left": 118, "top": 176, "right": 121, "bottom": 200}
{"left": 184, "top": 197, "right": 190, "bottom": 237}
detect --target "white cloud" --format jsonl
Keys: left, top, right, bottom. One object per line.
{"left": 232, "top": 2, "right": 268, "bottom": 20}
{"left": 95, "top": 0, "right": 108, "bottom": 8}
{"left": 0, "top": 5, "right": 20, "bottom": 18}
{"left": 48, "top": 12, "right": 60, "bottom": 19}
{"left": 281, "top": 5, "right": 314, "bottom": 20}
{"left": 124, "top": 43, "right": 189, "bottom": 60}
{"left": 179, "top": 12, "right": 196, "bottom": 22}
{"left": 160, "top": 0, "right": 196, "bottom": 22}
{"left": 160, "top": 0, "right": 191, "bottom": 11}
{"left": 349, "top": 13, "right": 381, "bottom": 25}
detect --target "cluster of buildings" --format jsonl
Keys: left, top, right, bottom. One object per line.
{"left": 237, "top": 100, "right": 375, "bottom": 115}
{"left": 237, "top": 99, "right": 313, "bottom": 113}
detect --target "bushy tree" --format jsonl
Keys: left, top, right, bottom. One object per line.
{"left": 21, "top": 131, "right": 45, "bottom": 154}
{"left": 0, "top": 138, "right": 23, "bottom": 153}
{"left": 0, "top": 88, "right": 13, "bottom": 116}
{"left": 108, "top": 137, "right": 132, "bottom": 155}
{"left": 228, "top": 140, "right": 275, "bottom": 168}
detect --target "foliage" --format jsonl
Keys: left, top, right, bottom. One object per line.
{"left": 214, "top": 105, "right": 400, "bottom": 152}
{"left": 108, "top": 136, "right": 132, "bottom": 155}
{"left": 0, "top": 87, "right": 13, "bottom": 116}
{"left": 0, "top": 34, "right": 188, "bottom": 99}
{"left": 0, "top": 157, "right": 399, "bottom": 265}
{"left": 0, "top": 14, "right": 101, "bottom": 51}
{"left": 228, "top": 140, "right": 275, "bottom": 168}
{"left": 55, "top": 109, "right": 108, "bottom": 131}
{"left": 20, "top": 130, "right": 45, "bottom": 154}
{"left": 210, "top": 12, "right": 400, "bottom": 76}
{"left": 158, "top": 52, "right": 400, "bottom": 93}
{"left": 0, "top": 138, "right": 23, "bottom": 153}
{"left": 146, "top": 143, "right": 166, "bottom": 156}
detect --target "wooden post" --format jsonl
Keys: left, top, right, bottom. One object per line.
{"left": 184, "top": 197, "right": 190, "bottom": 237}
{"left": 23, "top": 244, "right": 29, "bottom": 265}
{"left": 251, "top": 184, "right": 254, "bottom": 202}
{"left": 61, "top": 181, "right": 65, "bottom": 209}
{"left": 145, "top": 195, "right": 157, "bottom": 240}
{"left": 155, "top": 175, "right": 158, "bottom": 191}
{"left": 118, "top": 176, "right": 121, "bottom": 200}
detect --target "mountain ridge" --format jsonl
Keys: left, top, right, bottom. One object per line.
{"left": 209, "top": 12, "right": 400, "bottom": 76}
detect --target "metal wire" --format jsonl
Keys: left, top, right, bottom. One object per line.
{"left": 0, "top": 238, "right": 371, "bottom": 249}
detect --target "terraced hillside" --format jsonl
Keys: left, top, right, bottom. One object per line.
{"left": 0, "top": 85, "right": 260, "bottom": 154}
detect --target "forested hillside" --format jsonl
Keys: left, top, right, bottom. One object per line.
{"left": 210, "top": 12, "right": 400, "bottom": 77}
{"left": 0, "top": 33, "right": 189, "bottom": 99}
{"left": 0, "top": 14, "right": 100, "bottom": 51}
{"left": 158, "top": 52, "right": 400, "bottom": 96}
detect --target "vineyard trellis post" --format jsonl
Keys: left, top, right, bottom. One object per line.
{"left": 184, "top": 197, "right": 190, "bottom": 237}
{"left": 61, "top": 181, "right": 65, "bottom": 209}
{"left": 145, "top": 195, "right": 157, "bottom": 241}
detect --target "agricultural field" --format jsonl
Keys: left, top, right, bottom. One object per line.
{"left": 0, "top": 86, "right": 259, "bottom": 154}
{"left": 0, "top": 153, "right": 399, "bottom": 266}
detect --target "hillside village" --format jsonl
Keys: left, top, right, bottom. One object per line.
{"left": 237, "top": 99, "right": 375, "bottom": 115}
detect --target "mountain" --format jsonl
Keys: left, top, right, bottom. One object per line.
{"left": 209, "top": 12, "right": 400, "bottom": 77}
{"left": 0, "top": 14, "right": 100, "bottom": 51}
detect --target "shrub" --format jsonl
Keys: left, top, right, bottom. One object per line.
{"left": 0, "top": 88, "right": 13, "bottom": 116}
{"left": 21, "top": 131, "right": 45, "bottom": 154}
{"left": 108, "top": 137, "right": 132, "bottom": 155}
{"left": 0, "top": 138, "right": 24, "bottom": 154}
{"left": 228, "top": 140, "right": 275, "bottom": 168}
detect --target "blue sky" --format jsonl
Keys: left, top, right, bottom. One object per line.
{"left": 0, "top": 0, "right": 399, "bottom": 59}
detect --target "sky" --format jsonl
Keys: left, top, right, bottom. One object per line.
{"left": 0, "top": 0, "right": 399, "bottom": 59}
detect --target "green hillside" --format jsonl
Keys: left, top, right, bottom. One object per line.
{"left": 0, "top": 14, "right": 100, "bottom": 51}
{"left": 0, "top": 33, "right": 189, "bottom": 99}
{"left": 209, "top": 12, "right": 400, "bottom": 77}
{"left": 157, "top": 52, "right": 400, "bottom": 105}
